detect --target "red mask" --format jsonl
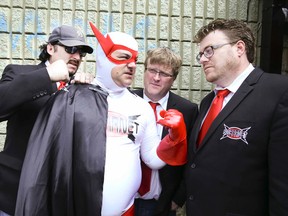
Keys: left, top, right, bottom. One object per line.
{"left": 89, "top": 22, "right": 138, "bottom": 64}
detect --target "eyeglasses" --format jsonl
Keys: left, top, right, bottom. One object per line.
{"left": 196, "top": 41, "right": 237, "bottom": 64}
{"left": 146, "top": 68, "right": 174, "bottom": 78}
{"left": 57, "top": 43, "right": 87, "bottom": 58}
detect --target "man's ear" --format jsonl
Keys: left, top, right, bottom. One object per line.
{"left": 46, "top": 43, "right": 55, "bottom": 55}
{"left": 236, "top": 40, "right": 246, "bottom": 56}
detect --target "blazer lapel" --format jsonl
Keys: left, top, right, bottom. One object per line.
{"left": 197, "top": 68, "right": 263, "bottom": 150}
{"left": 191, "top": 92, "right": 215, "bottom": 152}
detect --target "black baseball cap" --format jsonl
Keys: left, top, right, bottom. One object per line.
{"left": 48, "top": 25, "right": 93, "bottom": 54}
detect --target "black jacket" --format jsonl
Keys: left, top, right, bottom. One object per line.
{"left": 133, "top": 89, "right": 198, "bottom": 216}
{"left": 0, "top": 63, "right": 57, "bottom": 214}
{"left": 186, "top": 68, "right": 288, "bottom": 216}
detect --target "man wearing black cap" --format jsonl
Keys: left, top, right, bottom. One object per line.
{"left": 14, "top": 22, "right": 188, "bottom": 216}
{"left": 0, "top": 25, "right": 93, "bottom": 216}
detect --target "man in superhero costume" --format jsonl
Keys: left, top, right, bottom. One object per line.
{"left": 15, "top": 22, "right": 187, "bottom": 216}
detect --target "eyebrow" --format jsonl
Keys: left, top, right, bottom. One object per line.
{"left": 200, "top": 44, "right": 213, "bottom": 52}
{"left": 118, "top": 53, "right": 132, "bottom": 59}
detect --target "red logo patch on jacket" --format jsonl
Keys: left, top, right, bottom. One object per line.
{"left": 220, "top": 124, "right": 251, "bottom": 145}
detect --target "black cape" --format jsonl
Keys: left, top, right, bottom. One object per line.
{"left": 15, "top": 84, "right": 108, "bottom": 216}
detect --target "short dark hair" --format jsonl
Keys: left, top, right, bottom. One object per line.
{"left": 38, "top": 41, "right": 58, "bottom": 62}
{"left": 193, "top": 18, "right": 255, "bottom": 63}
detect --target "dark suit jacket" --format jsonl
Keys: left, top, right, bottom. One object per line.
{"left": 185, "top": 68, "right": 288, "bottom": 216}
{"left": 134, "top": 89, "right": 198, "bottom": 216}
{"left": 0, "top": 63, "right": 57, "bottom": 214}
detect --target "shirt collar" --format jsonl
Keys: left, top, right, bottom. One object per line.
{"left": 143, "top": 91, "right": 170, "bottom": 110}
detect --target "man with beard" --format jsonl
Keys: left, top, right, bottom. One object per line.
{"left": 185, "top": 18, "right": 288, "bottom": 215}
{"left": 15, "top": 22, "right": 187, "bottom": 216}
{"left": 0, "top": 25, "right": 93, "bottom": 216}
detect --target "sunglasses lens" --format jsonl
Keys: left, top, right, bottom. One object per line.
{"left": 65, "top": 46, "right": 78, "bottom": 54}
{"left": 61, "top": 44, "right": 87, "bottom": 57}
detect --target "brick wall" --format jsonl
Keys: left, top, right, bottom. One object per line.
{"left": 0, "top": 0, "right": 261, "bottom": 149}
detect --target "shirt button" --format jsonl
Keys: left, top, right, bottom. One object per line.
{"left": 191, "top": 163, "right": 196, "bottom": 168}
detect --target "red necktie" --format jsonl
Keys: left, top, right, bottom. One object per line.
{"left": 197, "top": 89, "right": 230, "bottom": 148}
{"left": 138, "top": 101, "right": 159, "bottom": 196}
{"left": 58, "top": 81, "right": 67, "bottom": 90}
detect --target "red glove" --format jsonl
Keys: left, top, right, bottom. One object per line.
{"left": 156, "top": 109, "right": 187, "bottom": 165}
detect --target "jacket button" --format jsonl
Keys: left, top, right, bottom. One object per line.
{"left": 189, "top": 195, "right": 194, "bottom": 200}
{"left": 191, "top": 163, "right": 196, "bottom": 168}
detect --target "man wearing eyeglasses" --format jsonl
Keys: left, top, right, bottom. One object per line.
{"left": 133, "top": 47, "right": 198, "bottom": 216}
{"left": 185, "top": 18, "right": 288, "bottom": 215}
{"left": 0, "top": 25, "right": 93, "bottom": 216}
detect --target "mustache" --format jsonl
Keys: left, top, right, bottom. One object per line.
{"left": 67, "top": 58, "right": 80, "bottom": 67}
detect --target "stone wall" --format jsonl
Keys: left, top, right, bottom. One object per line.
{"left": 0, "top": 0, "right": 262, "bottom": 150}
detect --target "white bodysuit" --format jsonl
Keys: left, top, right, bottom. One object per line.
{"left": 101, "top": 89, "right": 165, "bottom": 215}
{"left": 91, "top": 34, "right": 166, "bottom": 215}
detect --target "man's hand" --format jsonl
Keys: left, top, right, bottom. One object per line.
{"left": 46, "top": 59, "right": 70, "bottom": 82}
{"left": 70, "top": 72, "right": 95, "bottom": 84}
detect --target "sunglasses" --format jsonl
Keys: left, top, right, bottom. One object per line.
{"left": 56, "top": 43, "right": 87, "bottom": 57}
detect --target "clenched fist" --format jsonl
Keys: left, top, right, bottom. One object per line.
{"left": 46, "top": 59, "right": 70, "bottom": 82}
